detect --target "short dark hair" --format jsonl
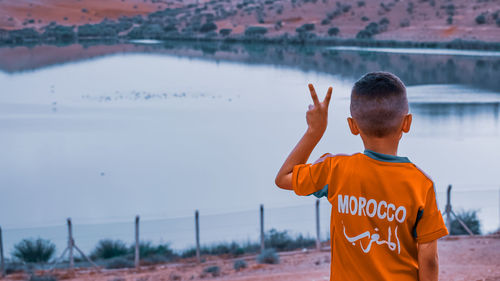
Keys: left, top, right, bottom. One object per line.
{"left": 350, "top": 72, "right": 408, "bottom": 137}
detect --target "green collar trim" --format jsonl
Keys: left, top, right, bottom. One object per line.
{"left": 364, "top": 149, "right": 411, "bottom": 163}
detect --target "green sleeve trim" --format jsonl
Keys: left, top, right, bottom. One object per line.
{"left": 308, "top": 185, "right": 328, "bottom": 198}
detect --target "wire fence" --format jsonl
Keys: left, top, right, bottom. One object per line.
{"left": 0, "top": 185, "right": 499, "bottom": 274}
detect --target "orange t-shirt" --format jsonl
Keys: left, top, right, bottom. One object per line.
{"left": 292, "top": 150, "right": 448, "bottom": 281}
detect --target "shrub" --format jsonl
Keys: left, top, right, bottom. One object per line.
{"left": 219, "top": 28, "right": 232, "bottom": 36}
{"left": 200, "top": 22, "right": 217, "bottom": 33}
{"left": 265, "top": 229, "right": 315, "bottom": 251}
{"left": 134, "top": 241, "right": 175, "bottom": 258}
{"left": 356, "top": 22, "right": 379, "bottom": 39}
{"left": 244, "top": 26, "right": 268, "bottom": 36}
{"left": 127, "top": 24, "right": 165, "bottom": 39}
{"left": 203, "top": 265, "right": 220, "bottom": 277}
{"left": 256, "top": 248, "right": 279, "bottom": 264}
{"left": 449, "top": 210, "right": 481, "bottom": 235}
{"left": 233, "top": 259, "right": 247, "bottom": 271}
{"left": 407, "top": 2, "right": 414, "bottom": 14}
{"left": 7, "top": 28, "right": 40, "bottom": 44}
{"left": 296, "top": 23, "right": 314, "bottom": 33}
{"left": 357, "top": 1, "right": 365, "bottom": 7}
{"left": 475, "top": 13, "right": 487, "bottom": 24}
{"left": 361, "top": 16, "right": 369, "bottom": 21}
{"left": 29, "top": 274, "right": 58, "bottom": 281}
{"left": 12, "top": 238, "right": 56, "bottom": 263}
{"left": 379, "top": 17, "right": 390, "bottom": 25}
{"left": 42, "top": 24, "right": 75, "bottom": 42}
{"left": 103, "top": 256, "right": 134, "bottom": 269}
{"left": 328, "top": 27, "right": 339, "bottom": 36}
{"left": 90, "top": 239, "right": 128, "bottom": 260}
{"left": 497, "top": 18, "right": 500, "bottom": 27}
{"left": 400, "top": 18, "right": 410, "bottom": 27}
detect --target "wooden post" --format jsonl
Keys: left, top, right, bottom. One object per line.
{"left": 260, "top": 204, "right": 264, "bottom": 252}
{"left": 0, "top": 226, "right": 5, "bottom": 278}
{"left": 135, "top": 215, "right": 140, "bottom": 269}
{"left": 67, "top": 218, "right": 74, "bottom": 270}
{"left": 315, "top": 199, "right": 321, "bottom": 251}
{"left": 445, "top": 185, "right": 452, "bottom": 230}
{"left": 195, "top": 210, "right": 200, "bottom": 263}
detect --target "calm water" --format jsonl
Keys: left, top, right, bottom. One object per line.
{"left": 0, "top": 42, "right": 499, "bottom": 257}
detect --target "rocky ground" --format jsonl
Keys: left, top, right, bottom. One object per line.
{"left": 3, "top": 235, "right": 499, "bottom": 281}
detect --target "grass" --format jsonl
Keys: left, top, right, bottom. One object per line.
{"left": 233, "top": 259, "right": 248, "bottom": 271}
{"left": 12, "top": 238, "right": 56, "bottom": 263}
{"left": 450, "top": 209, "right": 481, "bottom": 235}
{"left": 256, "top": 248, "right": 279, "bottom": 264}
{"left": 90, "top": 239, "right": 128, "bottom": 260}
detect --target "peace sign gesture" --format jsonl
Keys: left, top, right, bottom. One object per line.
{"left": 306, "top": 83, "right": 332, "bottom": 135}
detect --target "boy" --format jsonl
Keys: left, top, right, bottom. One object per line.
{"left": 275, "top": 72, "right": 448, "bottom": 281}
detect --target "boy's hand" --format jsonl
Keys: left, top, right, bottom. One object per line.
{"left": 275, "top": 84, "right": 333, "bottom": 190}
{"left": 306, "top": 84, "right": 332, "bottom": 137}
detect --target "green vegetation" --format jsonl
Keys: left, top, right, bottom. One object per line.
{"left": 42, "top": 24, "right": 75, "bottom": 42}
{"left": 29, "top": 275, "right": 58, "bottom": 281}
{"left": 328, "top": 27, "right": 340, "bottom": 36}
{"left": 256, "top": 248, "right": 279, "bottom": 264}
{"left": 135, "top": 241, "right": 175, "bottom": 258}
{"left": 181, "top": 241, "right": 254, "bottom": 258}
{"left": 233, "top": 259, "right": 248, "bottom": 271}
{"left": 203, "top": 265, "right": 220, "bottom": 277}
{"left": 220, "top": 28, "right": 232, "bottom": 36}
{"left": 90, "top": 239, "right": 128, "bottom": 260}
{"left": 200, "top": 22, "right": 217, "bottom": 33}
{"left": 356, "top": 22, "right": 380, "bottom": 39}
{"left": 296, "top": 23, "right": 315, "bottom": 33}
{"left": 244, "top": 26, "right": 268, "bottom": 36}
{"left": 103, "top": 256, "right": 134, "bottom": 269}
{"left": 449, "top": 210, "right": 481, "bottom": 235}
{"left": 265, "top": 229, "right": 315, "bottom": 251}
{"left": 475, "top": 13, "right": 487, "bottom": 24}
{"left": 12, "top": 238, "right": 56, "bottom": 263}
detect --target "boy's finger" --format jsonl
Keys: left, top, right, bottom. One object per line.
{"left": 324, "top": 86, "right": 333, "bottom": 107}
{"left": 308, "top": 83, "right": 320, "bottom": 106}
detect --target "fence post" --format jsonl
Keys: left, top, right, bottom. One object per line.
{"left": 316, "top": 199, "right": 321, "bottom": 251}
{"left": 135, "top": 215, "right": 140, "bottom": 269}
{"left": 260, "top": 204, "right": 265, "bottom": 252}
{"left": 195, "top": 210, "right": 200, "bottom": 263}
{"left": 0, "top": 226, "right": 5, "bottom": 278}
{"left": 67, "top": 218, "right": 74, "bottom": 270}
{"left": 445, "top": 185, "right": 452, "bottom": 230}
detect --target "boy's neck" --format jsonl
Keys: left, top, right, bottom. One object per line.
{"left": 361, "top": 135, "right": 400, "bottom": 156}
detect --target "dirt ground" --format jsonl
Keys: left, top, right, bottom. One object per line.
{"left": 1, "top": 0, "right": 499, "bottom": 42}
{"left": 3, "top": 235, "right": 499, "bottom": 281}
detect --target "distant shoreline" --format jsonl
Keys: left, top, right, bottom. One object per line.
{"left": 2, "top": 32, "right": 500, "bottom": 51}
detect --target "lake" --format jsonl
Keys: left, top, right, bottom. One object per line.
{"left": 0, "top": 41, "right": 499, "bottom": 257}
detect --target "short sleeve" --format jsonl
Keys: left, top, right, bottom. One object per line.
{"left": 414, "top": 185, "right": 449, "bottom": 243}
{"left": 292, "top": 153, "right": 333, "bottom": 196}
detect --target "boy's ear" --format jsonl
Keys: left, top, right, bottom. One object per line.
{"left": 402, "top": 114, "right": 412, "bottom": 133}
{"left": 347, "top": 117, "right": 360, "bottom": 135}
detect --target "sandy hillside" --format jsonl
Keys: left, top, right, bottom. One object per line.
{"left": 1, "top": 0, "right": 499, "bottom": 42}
{"left": 3, "top": 235, "right": 499, "bottom": 281}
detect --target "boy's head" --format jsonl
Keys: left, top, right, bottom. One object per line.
{"left": 348, "top": 72, "right": 411, "bottom": 138}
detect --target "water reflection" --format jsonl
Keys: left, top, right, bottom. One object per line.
{"left": 1, "top": 41, "right": 500, "bottom": 91}
{"left": 412, "top": 102, "right": 500, "bottom": 119}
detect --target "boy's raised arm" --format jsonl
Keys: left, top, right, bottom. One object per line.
{"left": 275, "top": 84, "right": 332, "bottom": 190}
